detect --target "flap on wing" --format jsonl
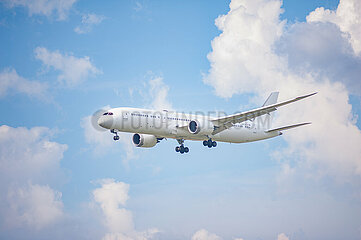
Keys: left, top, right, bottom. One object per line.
{"left": 265, "top": 122, "right": 311, "bottom": 133}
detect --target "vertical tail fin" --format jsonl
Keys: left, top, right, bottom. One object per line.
{"left": 262, "top": 92, "right": 279, "bottom": 106}
{"left": 257, "top": 92, "right": 279, "bottom": 129}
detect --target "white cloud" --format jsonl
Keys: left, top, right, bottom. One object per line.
{"left": 277, "top": 233, "right": 289, "bottom": 240}
{"left": 92, "top": 179, "right": 159, "bottom": 240}
{"left": 93, "top": 179, "right": 133, "bottom": 233}
{"left": 0, "top": 125, "right": 67, "bottom": 184}
{"left": 277, "top": 22, "right": 361, "bottom": 95}
{"left": 0, "top": 68, "right": 47, "bottom": 98}
{"left": 35, "top": 47, "right": 100, "bottom": 87}
{"left": 306, "top": 0, "right": 361, "bottom": 55}
{"left": 74, "top": 13, "right": 105, "bottom": 34}
{"left": 191, "top": 229, "right": 221, "bottom": 240}
{"left": 128, "top": 72, "right": 173, "bottom": 110}
{"left": 0, "top": 125, "right": 67, "bottom": 229}
{"left": 204, "top": 0, "right": 361, "bottom": 181}
{"left": 204, "top": 0, "right": 286, "bottom": 98}
{"left": 4, "top": 0, "right": 77, "bottom": 20}
{"left": 147, "top": 74, "right": 173, "bottom": 111}
{"left": 7, "top": 183, "right": 63, "bottom": 229}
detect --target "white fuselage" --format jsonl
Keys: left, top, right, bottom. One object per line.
{"left": 98, "top": 107, "right": 280, "bottom": 144}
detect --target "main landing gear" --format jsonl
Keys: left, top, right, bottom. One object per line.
{"left": 111, "top": 129, "right": 120, "bottom": 141}
{"left": 203, "top": 139, "right": 217, "bottom": 148}
{"left": 175, "top": 139, "right": 189, "bottom": 154}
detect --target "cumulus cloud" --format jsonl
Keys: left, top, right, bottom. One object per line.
{"left": 204, "top": 0, "right": 286, "bottom": 98}
{"left": 277, "top": 233, "right": 289, "bottom": 240}
{"left": 191, "top": 229, "right": 221, "bottom": 240}
{"left": 277, "top": 22, "right": 361, "bottom": 94}
{"left": 74, "top": 13, "right": 105, "bottom": 34}
{"left": 4, "top": 0, "right": 77, "bottom": 20}
{"left": 128, "top": 72, "right": 173, "bottom": 110}
{"left": 35, "top": 47, "right": 100, "bottom": 87}
{"left": 204, "top": 0, "right": 361, "bottom": 180}
{"left": 147, "top": 74, "right": 173, "bottom": 111}
{"left": 0, "top": 125, "right": 67, "bottom": 230}
{"left": 93, "top": 179, "right": 133, "bottom": 233}
{"left": 7, "top": 183, "right": 63, "bottom": 229}
{"left": 0, "top": 125, "right": 67, "bottom": 185}
{"left": 92, "top": 179, "right": 159, "bottom": 240}
{"left": 306, "top": 0, "right": 361, "bottom": 55}
{"left": 0, "top": 68, "right": 47, "bottom": 98}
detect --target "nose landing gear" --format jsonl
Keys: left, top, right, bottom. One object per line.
{"left": 203, "top": 139, "right": 217, "bottom": 148}
{"left": 111, "top": 129, "right": 120, "bottom": 141}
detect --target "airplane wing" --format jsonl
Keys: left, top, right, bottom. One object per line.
{"left": 211, "top": 92, "right": 317, "bottom": 135}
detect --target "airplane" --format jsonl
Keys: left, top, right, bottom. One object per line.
{"left": 97, "top": 92, "right": 316, "bottom": 154}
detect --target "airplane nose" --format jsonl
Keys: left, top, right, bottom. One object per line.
{"left": 98, "top": 116, "right": 114, "bottom": 129}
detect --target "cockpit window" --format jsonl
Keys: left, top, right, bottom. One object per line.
{"left": 103, "top": 112, "right": 113, "bottom": 116}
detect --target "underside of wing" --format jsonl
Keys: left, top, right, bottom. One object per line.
{"left": 211, "top": 92, "right": 317, "bottom": 135}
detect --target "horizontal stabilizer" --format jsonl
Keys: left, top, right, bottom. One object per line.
{"left": 265, "top": 122, "right": 311, "bottom": 133}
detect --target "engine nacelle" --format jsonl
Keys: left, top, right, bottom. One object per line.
{"left": 188, "top": 120, "right": 214, "bottom": 135}
{"left": 132, "top": 133, "right": 157, "bottom": 148}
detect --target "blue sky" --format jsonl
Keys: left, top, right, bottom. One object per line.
{"left": 1, "top": 0, "right": 361, "bottom": 240}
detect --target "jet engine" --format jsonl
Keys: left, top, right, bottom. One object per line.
{"left": 188, "top": 120, "right": 214, "bottom": 135}
{"left": 132, "top": 133, "right": 158, "bottom": 148}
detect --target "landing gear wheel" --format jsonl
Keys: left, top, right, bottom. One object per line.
{"left": 207, "top": 139, "right": 213, "bottom": 148}
{"left": 203, "top": 140, "right": 208, "bottom": 146}
{"left": 113, "top": 135, "right": 119, "bottom": 141}
{"left": 212, "top": 141, "right": 217, "bottom": 147}
{"left": 176, "top": 139, "right": 189, "bottom": 154}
